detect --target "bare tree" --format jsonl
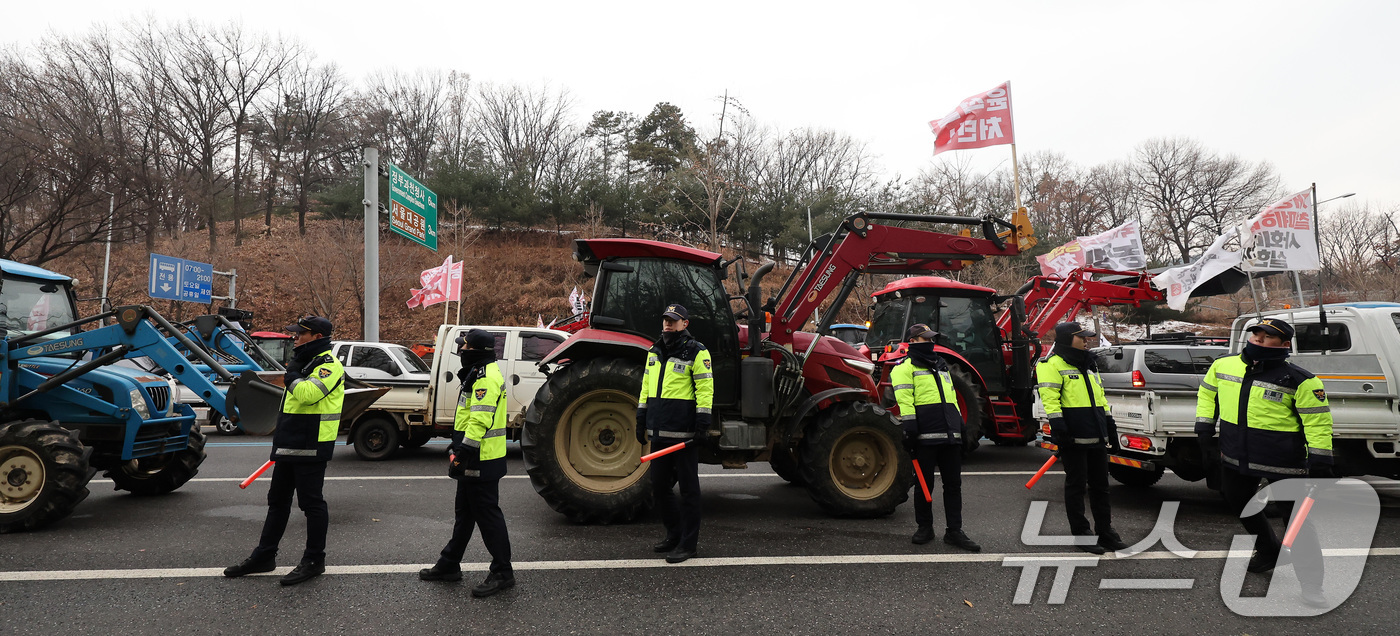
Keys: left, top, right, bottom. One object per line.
{"left": 212, "top": 23, "right": 295, "bottom": 246}
{"left": 363, "top": 69, "right": 448, "bottom": 175}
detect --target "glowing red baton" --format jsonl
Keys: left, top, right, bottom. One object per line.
{"left": 911, "top": 459, "right": 932, "bottom": 503}
{"left": 1282, "top": 486, "right": 1319, "bottom": 548}
{"left": 641, "top": 441, "right": 690, "bottom": 463}
{"left": 239, "top": 460, "right": 275, "bottom": 489}
{"left": 1025, "top": 455, "right": 1059, "bottom": 489}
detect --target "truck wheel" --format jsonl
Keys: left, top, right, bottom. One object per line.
{"left": 948, "top": 366, "right": 987, "bottom": 455}
{"left": 798, "top": 401, "right": 912, "bottom": 518}
{"left": 353, "top": 417, "right": 400, "bottom": 461}
{"left": 0, "top": 420, "right": 94, "bottom": 533}
{"left": 213, "top": 413, "right": 242, "bottom": 436}
{"left": 105, "top": 427, "right": 206, "bottom": 496}
{"left": 769, "top": 445, "right": 806, "bottom": 485}
{"left": 1108, "top": 463, "right": 1165, "bottom": 488}
{"left": 522, "top": 357, "right": 650, "bottom": 524}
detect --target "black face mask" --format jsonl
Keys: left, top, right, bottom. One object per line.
{"left": 1054, "top": 343, "right": 1096, "bottom": 371}
{"left": 661, "top": 331, "right": 685, "bottom": 347}
{"left": 458, "top": 348, "right": 495, "bottom": 369}
{"left": 906, "top": 341, "right": 946, "bottom": 370}
{"left": 1244, "top": 342, "right": 1289, "bottom": 363}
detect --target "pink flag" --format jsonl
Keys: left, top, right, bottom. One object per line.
{"left": 407, "top": 255, "right": 452, "bottom": 308}
{"left": 928, "top": 81, "right": 1015, "bottom": 156}
{"left": 444, "top": 260, "right": 464, "bottom": 302}
{"left": 537, "top": 315, "right": 544, "bottom": 328}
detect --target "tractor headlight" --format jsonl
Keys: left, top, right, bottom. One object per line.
{"left": 129, "top": 389, "right": 151, "bottom": 419}
{"left": 842, "top": 357, "right": 876, "bottom": 376}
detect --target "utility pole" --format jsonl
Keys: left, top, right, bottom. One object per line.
{"left": 364, "top": 147, "right": 379, "bottom": 342}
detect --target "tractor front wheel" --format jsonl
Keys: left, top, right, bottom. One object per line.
{"left": 105, "top": 427, "right": 207, "bottom": 496}
{"left": 799, "top": 401, "right": 912, "bottom": 518}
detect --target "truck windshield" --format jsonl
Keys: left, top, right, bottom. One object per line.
{"left": 0, "top": 276, "right": 77, "bottom": 341}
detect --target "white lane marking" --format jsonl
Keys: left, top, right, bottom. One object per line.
{"left": 4, "top": 548, "right": 1398, "bottom": 582}
{"left": 169, "top": 470, "right": 1048, "bottom": 484}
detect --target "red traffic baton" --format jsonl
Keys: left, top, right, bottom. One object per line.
{"left": 239, "top": 460, "right": 275, "bottom": 489}
{"left": 641, "top": 440, "right": 691, "bottom": 463}
{"left": 911, "top": 459, "right": 933, "bottom": 503}
{"left": 1025, "top": 455, "right": 1059, "bottom": 489}
{"left": 1282, "top": 485, "right": 1320, "bottom": 549}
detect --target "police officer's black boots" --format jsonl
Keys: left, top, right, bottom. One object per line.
{"left": 419, "top": 563, "right": 463, "bottom": 582}
{"left": 652, "top": 536, "right": 680, "bottom": 553}
{"left": 943, "top": 529, "right": 982, "bottom": 552}
{"left": 911, "top": 526, "right": 934, "bottom": 545}
{"left": 280, "top": 559, "right": 325, "bottom": 586}
{"left": 223, "top": 556, "right": 276, "bottom": 578}
{"left": 1097, "top": 529, "right": 1129, "bottom": 553}
{"left": 471, "top": 571, "right": 516, "bottom": 598}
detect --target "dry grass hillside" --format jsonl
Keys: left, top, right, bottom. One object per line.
{"left": 47, "top": 216, "right": 874, "bottom": 345}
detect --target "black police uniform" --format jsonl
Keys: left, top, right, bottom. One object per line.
{"left": 636, "top": 304, "right": 713, "bottom": 563}
{"left": 1036, "top": 322, "right": 1126, "bottom": 554}
{"left": 226, "top": 316, "right": 343, "bottom": 585}
{"left": 421, "top": 329, "right": 515, "bottom": 598}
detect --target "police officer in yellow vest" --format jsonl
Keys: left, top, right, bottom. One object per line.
{"left": 1196, "top": 317, "right": 1333, "bottom": 607}
{"left": 419, "top": 329, "right": 515, "bottom": 597}
{"left": 1037, "top": 322, "right": 1128, "bottom": 555}
{"left": 891, "top": 324, "right": 981, "bottom": 551}
{"left": 636, "top": 303, "right": 713, "bottom": 564}
{"left": 224, "top": 315, "right": 344, "bottom": 585}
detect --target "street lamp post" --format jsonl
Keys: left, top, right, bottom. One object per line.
{"left": 100, "top": 191, "right": 115, "bottom": 325}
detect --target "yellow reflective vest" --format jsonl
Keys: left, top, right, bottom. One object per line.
{"left": 638, "top": 335, "right": 714, "bottom": 440}
{"left": 1196, "top": 353, "right": 1333, "bottom": 477}
{"left": 455, "top": 361, "right": 508, "bottom": 480}
{"left": 1036, "top": 353, "right": 1111, "bottom": 446}
{"left": 273, "top": 346, "right": 345, "bottom": 462}
{"left": 891, "top": 357, "right": 963, "bottom": 445}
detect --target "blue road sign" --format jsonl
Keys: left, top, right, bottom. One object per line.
{"left": 149, "top": 253, "right": 213, "bottom": 303}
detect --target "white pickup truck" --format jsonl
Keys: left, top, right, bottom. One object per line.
{"left": 342, "top": 325, "right": 567, "bottom": 460}
{"left": 1098, "top": 303, "right": 1400, "bottom": 489}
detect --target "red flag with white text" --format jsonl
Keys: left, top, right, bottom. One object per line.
{"left": 928, "top": 82, "right": 1015, "bottom": 155}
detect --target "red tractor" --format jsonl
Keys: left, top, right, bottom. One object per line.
{"left": 521, "top": 212, "right": 1030, "bottom": 522}
{"left": 865, "top": 266, "right": 1165, "bottom": 451}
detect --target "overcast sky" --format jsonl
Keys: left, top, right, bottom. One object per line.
{"left": 5, "top": 0, "right": 1396, "bottom": 212}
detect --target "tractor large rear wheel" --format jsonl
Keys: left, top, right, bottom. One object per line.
{"left": 798, "top": 401, "right": 912, "bottom": 518}
{"left": 0, "top": 419, "right": 94, "bottom": 533}
{"left": 948, "top": 366, "right": 987, "bottom": 455}
{"left": 522, "top": 357, "right": 651, "bottom": 524}
{"left": 105, "top": 427, "right": 207, "bottom": 495}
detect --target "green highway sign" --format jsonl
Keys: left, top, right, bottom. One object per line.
{"left": 388, "top": 163, "right": 438, "bottom": 252}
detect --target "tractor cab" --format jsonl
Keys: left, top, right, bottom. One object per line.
{"left": 0, "top": 260, "right": 80, "bottom": 349}
{"left": 867, "top": 276, "right": 1008, "bottom": 395}
{"left": 573, "top": 239, "right": 742, "bottom": 409}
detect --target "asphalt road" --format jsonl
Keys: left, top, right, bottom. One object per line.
{"left": 4, "top": 432, "right": 1399, "bottom": 635}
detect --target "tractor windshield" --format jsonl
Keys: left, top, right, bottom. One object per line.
{"left": 0, "top": 275, "right": 78, "bottom": 342}
{"left": 867, "top": 293, "right": 1006, "bottom": 393}
{"left": 591, "top": 257, "right": 739, "bottom": 406}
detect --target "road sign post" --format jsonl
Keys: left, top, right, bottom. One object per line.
{"left": 387, "top": 164, "right": 438, "bottom": 252}
{"left": 148, "top": 254, "right": 213, "bottom": 304}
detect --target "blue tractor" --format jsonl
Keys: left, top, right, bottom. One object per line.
{"left": 0, "top": 258, "right": 289, "bottom": 532}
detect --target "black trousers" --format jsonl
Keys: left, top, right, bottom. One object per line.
{"left": 1060, "top": 445, "right": 1112, "bottom": 536}
{"left": 650, "top": 442, "right": 701, "bottom": 551}
{"left": 439, "top": 477, "right": 513, "bottom": 575}
{"left": 1218, "top": 467, "right": 1322, "bottom": 586}
{"left": 251, "top": 461, "right": 328, "bottom": 563}
{"left": 911, "top": 444, "right": 963, "bottom": 530}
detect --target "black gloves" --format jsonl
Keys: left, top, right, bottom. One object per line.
{"left": 1106, "top": 416, "right": 1120, "bottom": 451}
{"left": 1047, "top": 416, "right": 1067, "bottom": 448}
{"left": 635, "top": 411, "right": 647, "bottom": 445}
{"left": 1199, "top": 436, "right": 1218, "bottom": 467}
{"left": 1308, "top": 461, "right": 1335, "bottom": 479}
{"left": 448, "top": 453, "right": 467, "bottom": 479}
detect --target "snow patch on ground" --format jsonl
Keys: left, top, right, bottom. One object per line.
{"left": 1091, "top": 319, "right": 1219, "bottom": 344}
